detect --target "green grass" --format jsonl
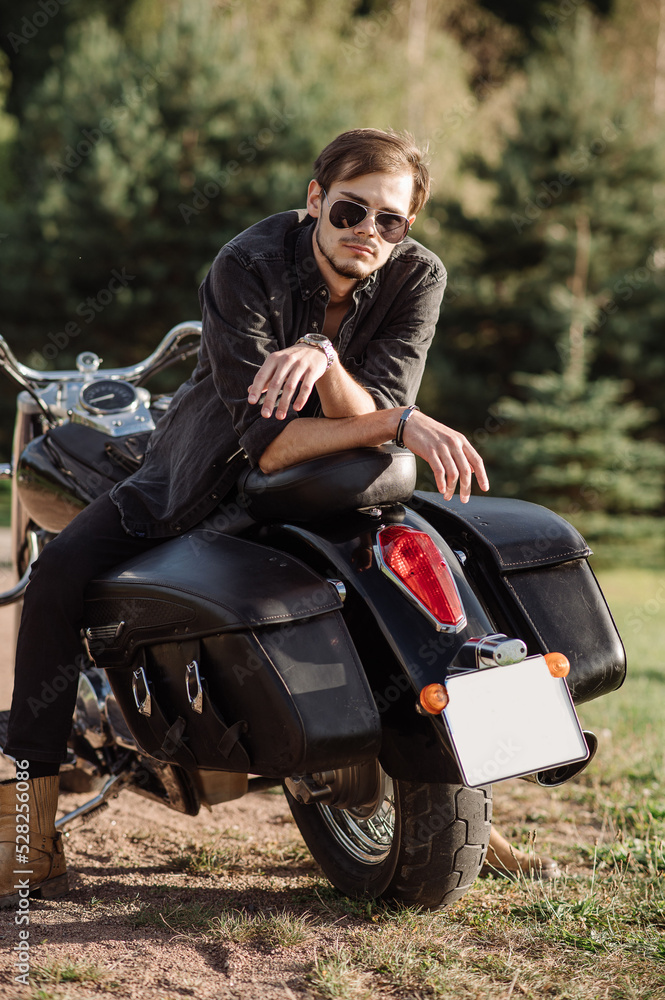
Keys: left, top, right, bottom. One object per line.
{"left": 0, "top": 480, "right": 9, "bottom": 529}
{"left": 28, "top": 959, "right": 118, "bottom": 996}
{"left": 104, "top": 564, "right": 665, "bottom": 999}
{"left": 168, "top": 841, "right": 245, "bottom": 875}
{"left": 130, "top": 899, "right": 314, "bottom": 949}
{"left": 9, "top": 545, "right": 664, "bottom": 997}
{"left": 143, "top": 565, "right": 663, "bottom": 1000}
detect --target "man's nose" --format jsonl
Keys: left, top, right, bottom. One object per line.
{"left": 354, "top": 210, "right": 378, "bottom": 237}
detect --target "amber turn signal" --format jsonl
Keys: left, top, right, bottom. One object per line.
{"left": 419, "top": 683, "right": 449, "bottom": 714}
{"left": 544, "top": 651, "right": 570, "bottom": 678}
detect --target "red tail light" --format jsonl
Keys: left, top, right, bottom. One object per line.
{"left": 376, "top": 525, "right": 466, "bottom": 632}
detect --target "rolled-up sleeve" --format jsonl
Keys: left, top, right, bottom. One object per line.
{"left": 198, "top": 248, "right": 301, "bottom": 467}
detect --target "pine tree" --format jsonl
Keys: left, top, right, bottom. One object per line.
{"left": 422, "top": 8, "right": 665, "bottom": 438}
{"left": 418, "top": 9, "right": 665, "bottom": 558}
{"left": 0, "top": 0, "right": 346, "bottom": 373}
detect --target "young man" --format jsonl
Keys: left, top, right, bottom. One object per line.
{"left": 0, "top": 128, "right": 553, "bottom": 907}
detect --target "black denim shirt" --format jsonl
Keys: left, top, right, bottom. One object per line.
{"left": 110, "top": 210, "right": 446, "bottom": 538}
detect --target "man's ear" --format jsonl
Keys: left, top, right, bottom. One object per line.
{"left": 306, "top": 180, "right": 324, "bottom": 218}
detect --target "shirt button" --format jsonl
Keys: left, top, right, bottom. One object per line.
{"left": 171, "top": 524, "right": 181, "bottom": 532}
{"left": 211, "top": 493, "right": 219, "bottom": 500}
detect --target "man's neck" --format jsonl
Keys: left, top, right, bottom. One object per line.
{"left": 312, "top": 239, "right": 358, "bottom": 306}
{"left": 326, "top": 281, "right": 355, "bottom": 308}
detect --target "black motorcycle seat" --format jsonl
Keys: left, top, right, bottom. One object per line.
{"left": 236, "top": 444, "right": 417, "bottom": 521}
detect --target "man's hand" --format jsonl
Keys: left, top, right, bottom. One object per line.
{"left": 248, "top": 344, "right": 331, "bottom": 420}
{"left": 256, "top": 399, "right": 489, "bottom": 505}
{"left": 402, "top": 410, "right": 489, "bottom": 503}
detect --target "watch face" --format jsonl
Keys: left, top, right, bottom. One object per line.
{"left": 80, "top": 379, "right": 138, "bottom": 414}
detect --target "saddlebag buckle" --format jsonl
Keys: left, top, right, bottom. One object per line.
{"left": 131, "top": 665, "right": 152, "bottom": 717}
{"left": 185, "top": 659, "right": 204, "bottom": 714}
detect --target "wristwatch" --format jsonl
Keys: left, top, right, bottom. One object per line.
{"left": 295, "top": 333, "right": 336, "bottom": 371}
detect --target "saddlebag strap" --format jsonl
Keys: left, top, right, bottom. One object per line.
{"left": 218, "top": 719, "right": 249, "bottom": 760}
{"left": 161, "top": 717, "right": 187, "bottom": 758}
{"left": 129, "top": 651, "right": 198, "bottom": 770}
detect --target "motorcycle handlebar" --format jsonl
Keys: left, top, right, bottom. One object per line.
{"left": 0, "top": 322, "right": 202, "bottom": 390}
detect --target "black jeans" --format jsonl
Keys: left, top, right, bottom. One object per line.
{"left": 4, "top": 493, "right": 163, "bottom": 763}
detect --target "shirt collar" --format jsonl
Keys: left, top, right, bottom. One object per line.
{"left": 295, "top": 220, "right": 381, "bottom": 301}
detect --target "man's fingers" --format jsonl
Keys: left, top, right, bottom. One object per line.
{"left": 249, "top": 347, "right": 328, "bottom": 419}
{"left": 404, "top": 415, "right": 489, "bottom": 502}
{"left": 465, "top": 444, "right": 490, "bottom": 492}
{"left": 274, "top": 369, "right": 308, "bottom": 418}
{"left": 428, "top": 456, "right": 447, "bottom": 496}
{"left": 248, "top": 357, "right": 277, "bottom": 404}
{"left": 293, "top": 377, "right": 316, "bottom": 412}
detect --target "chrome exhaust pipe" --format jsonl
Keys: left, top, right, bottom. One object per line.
{"left": 520, "top": 730, "right": 598, "bottom": 787}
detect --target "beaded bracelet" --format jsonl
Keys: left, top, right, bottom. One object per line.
{"left": 394, "top": 404, "right": 420, "bottom": 448}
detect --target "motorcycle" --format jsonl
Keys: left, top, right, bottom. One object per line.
{"left": 0, "top": 324, "right": 626, "bottom": 908}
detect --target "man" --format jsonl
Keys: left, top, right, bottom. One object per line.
{"left": 0, "top": 128, "right": 553, "bottom": 907}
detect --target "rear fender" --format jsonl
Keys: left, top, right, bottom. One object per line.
{"left": 258, "top": 507, "right": 497, "bottom": 783}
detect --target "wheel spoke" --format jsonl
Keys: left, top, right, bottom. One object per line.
{"left": 318, "top": 778, "right": 395, "bottom": 865}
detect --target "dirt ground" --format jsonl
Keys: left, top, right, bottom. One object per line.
{"left": 0, "top": 532, "right": 605, "bottom": 1000}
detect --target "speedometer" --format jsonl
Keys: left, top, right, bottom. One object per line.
{"left": 80, "top": 380, "right": 138, "bottom": 414}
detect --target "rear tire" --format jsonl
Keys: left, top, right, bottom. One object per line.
{"left": 285, "top": 770, "right": 492, "bottom": 909}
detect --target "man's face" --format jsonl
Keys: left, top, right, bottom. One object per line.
{"left": 307, "top": 171, "right": 416, "bottom": 283}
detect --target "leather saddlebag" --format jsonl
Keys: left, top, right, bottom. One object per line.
{"left": 84, "top": 528, "right": 381, "bottom": 775}
{"left": 413, "top": 493, "right": 626, "bottom": 704}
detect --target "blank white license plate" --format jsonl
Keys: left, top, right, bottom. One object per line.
{"left": 442, "top": 654, "right": 589, "bottom": 787}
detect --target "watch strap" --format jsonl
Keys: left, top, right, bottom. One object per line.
{"left": 296, "top": 335, "right": 335, "bottom": 371}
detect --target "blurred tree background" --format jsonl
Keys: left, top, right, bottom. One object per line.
{"left": 0, "top": 0, "right": 663, "bottom": 561}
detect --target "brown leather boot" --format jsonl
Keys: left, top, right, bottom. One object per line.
{"left": 0, "top": 776, "right": 68, "bottom": 908}
{"left": 480, "top": 826, "right": 560, "bottom": 880}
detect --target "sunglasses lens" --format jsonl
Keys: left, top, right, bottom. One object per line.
{"left": 328, "top": 200, "right": 367, "bottom": 230}
{"left": 376, "top": 214, "right": 410, "bottom": 243}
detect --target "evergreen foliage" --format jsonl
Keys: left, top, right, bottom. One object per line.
{"left": 483, "top": 370, "right": 665, "bottom": 561}
{"left": 0, "top": 0, "right": 662, "bottom": 561}
{"left": 425, "top": 12, "right": 665, "bottom": 434}
{"left": 0, "top": 1, "right": 343, "bottom": 373}
{"left": 421, "top": 11, "right": 665, "bottom": 550}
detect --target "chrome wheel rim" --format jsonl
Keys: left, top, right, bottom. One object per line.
{"left": 317, "top": 774, "right": 395, "bottom": 865}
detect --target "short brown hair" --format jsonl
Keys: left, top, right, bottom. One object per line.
{"left": 313, "top": 128, "right": 431, "bottom": 216}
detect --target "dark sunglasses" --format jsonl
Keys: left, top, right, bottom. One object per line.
{"left": 322, "top": 190, "right": 411, "bottom": 244}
